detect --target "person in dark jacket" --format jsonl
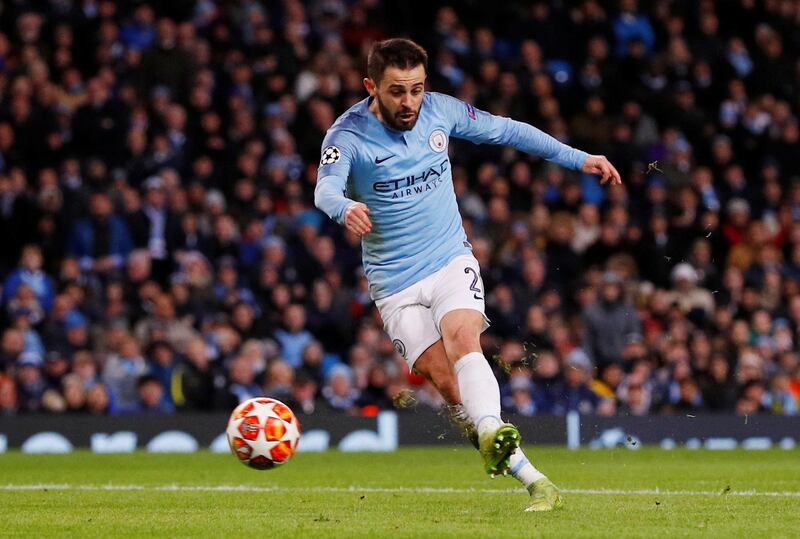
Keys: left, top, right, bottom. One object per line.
{"left": 356, "top": 363, "right": 394, "bottom": 410}
{"left": 173, "top": 336, "right": 216, "bottom": 411}
{"left": 139, "top": 18, "right": 195, "bottom": 101}
{"left": 127, "top": 176, "right": 184, "bottom": 284}
{"left": 698, "top": 353, "right": 737, "bottom": 411}
{"left": 133, "top": 374, "right": 175, "bottom": 414}
{"left": 583, "top": 272, "right": 641, "bottom": 366}
{"left": 67, "top": 192, "right": 133, "bottom": 274}
{"left": 0, "top": 169, "right": 39, "bottom": 273}
{"left": 71, "top": 78, "right": 128, "bottom": 164}
{"left": 558, "top": 349, "right": 601, "bottom": 415}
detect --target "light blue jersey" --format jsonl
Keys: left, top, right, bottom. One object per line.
{"left": 314, "top": 92, "right": 588, "bottom": 300}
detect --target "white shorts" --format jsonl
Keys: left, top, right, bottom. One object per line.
{"left": 375, "top": 254, "right": 490, "bottom": 368}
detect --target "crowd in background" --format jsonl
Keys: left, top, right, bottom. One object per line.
{"left": 0, "top": 0, "right": 799, "bottom": 418}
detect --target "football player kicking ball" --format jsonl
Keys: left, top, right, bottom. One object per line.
{"left": 315, "top": 38, "right": 620, "bottom": 512}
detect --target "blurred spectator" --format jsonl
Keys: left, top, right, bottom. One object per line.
{"left": 63, "top": 311, "right": 91, "bottom": 356}
{"left": 619, "top": 382, "right": 652, "bottom": 416}
{"left": 62, "top": 374, "right": 88, "bottom": 413}
{"left": 9, "top": 305, "right": 45, "bottom": 358}
{"left": 1, "top": 245, "right": 56, "bottom": 312}
{"left": 15, "top": 352, "right": 45, "bottom": 412}
{"left": 133, "top": 293, "right": 195, "bottom": 351}
{"left": 264, "top": 360, "right": 294, "bottom": 403}
{"left": 67, "top": 192, "right": 134, "bottom": 274}
{"left": 0, "top": 328, "right": 25, "bottom": 372}
{"left": 560, "top": 349, "right": 601, "bottom": 415}
{"left": 173, "top": 336, "right": 216, "bottom": 411}
{"left": 613, "top": 0, "right": 655, "bottom": 57}
{"left": 43, "top": 351, "right": 70, "bottom": 391}
{"left": 504, "top": 371, "right": 536, "bottom": 416}
{"left": 668, "top": 378, "right": 705, "bottom": 414}
{"left": 102, "top": 335, "right": 148, "bottom": 413}
{"left": 306, "top": 279, "right": 351, "bottom": 355}
{"left": 121, "top": 5, "right": 156, "bottom": 51}
{"left": 274, "top": 304, "right": 314, "bottom": 368}
{"left": 618, "top": 360, "right": 654, "bottom": 416}
{"left": 531, "top": 351, "right": 562, "bottom": 414}
{"left": 356, "top": 364, "right": 393, "bottom": 411}
{"left": 766, "top": 374, "right": 798, "bottom": 416}
{"left": 667, "top": 263, "right": 715, "bottom": 320}
{"left": 0, "top": 374, "right": 17, "bottom": 415}
{"left": 221, "top": 355, "right": 262, "bottom": 408}
{"left": 86, "top": 384, "right": 111, "bottom": 415}
{"left": 146, "top": 340, "right": 178, "bottom": 404}
{"left": 134, "top": 374, "right": 175, "bottom": 414}
{"left": 583, "top": 272, "right": 641, "bottom": 367}
{"left": 72, "top": 351, "right": 100, "bottom": 389}
{"left": 288, "top": 375, "right": 318, "bottom": 415}
{"left": 297, "top": 340, "right": 339, "bottom": 386}
{"left": 699, "top": 354, "right": 738, "bottom": 411}
{"left": 736, "top": 380, "right": 769, "bottom": 416}
{"left": 322, "top": 364, "right": 360, "bottom": 412}
{"left": 128, "top": 176, "right": 184, "bottom": 283}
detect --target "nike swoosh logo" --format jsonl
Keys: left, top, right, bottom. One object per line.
{"left": 375, "top": 155, "right": 395, "bottom": 164}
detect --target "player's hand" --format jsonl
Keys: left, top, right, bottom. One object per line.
{"left": 582, "top": 155, "right": 622, "bottom": 185}
{"left": 344, "top": 202, "right": 372, "bottom": 236}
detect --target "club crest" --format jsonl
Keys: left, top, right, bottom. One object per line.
{"left": 428, "top": 129, "right": 447, "bottom": 153}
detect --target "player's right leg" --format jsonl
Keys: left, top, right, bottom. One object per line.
{"left": 438, "top": 308, "right": 520, "bottom": 477}
{"left": 414, "top": 340, "right": 478, "bottom": 448}
{"left": 413, "top": 340, "right": 460, "bottom": 405}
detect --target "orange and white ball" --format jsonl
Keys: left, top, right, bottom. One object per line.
{"left": 226, "top": 397, "right": 301, "bottom": 470}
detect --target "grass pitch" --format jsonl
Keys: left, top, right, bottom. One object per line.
{"left": 1, "top": 447, "right": 798, "bottom": 538}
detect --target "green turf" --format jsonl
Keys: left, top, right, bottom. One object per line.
{"left": 1, "top": 447, "right": 799, "bottom": 538}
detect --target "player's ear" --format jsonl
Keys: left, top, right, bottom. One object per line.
{"left": 363, "top": 77, "right": 376, "bottom": 96}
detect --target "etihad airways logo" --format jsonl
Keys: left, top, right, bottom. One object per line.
{"left": 372, "top": 158, "right": 448, "bottom": 199}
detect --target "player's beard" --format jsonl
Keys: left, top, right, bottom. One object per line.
{"left": 376, "top": 95, "right": 420, "bottom": 131}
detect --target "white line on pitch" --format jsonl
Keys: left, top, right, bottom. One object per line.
{"left": 0, "top": 484, "right": 799, "bottom": 498}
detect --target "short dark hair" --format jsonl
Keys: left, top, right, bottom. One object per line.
{"left": 137, "top": 374, "right": 161, "bottom": 389}
{"left": 367, "top": 38, "right": 428, "bottom": 83}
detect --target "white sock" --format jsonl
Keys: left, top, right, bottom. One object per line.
{"left": 509, "top": 448, "right": 545, "bottom": 488}
{"left": 454, "top": 352, "right": 501, "bottom": 435}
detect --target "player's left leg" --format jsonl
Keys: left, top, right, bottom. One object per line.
{"left": 439, "top": 308, "right": 563, "bottom": 509}
{"left": 429, "top": 255, "right": 564, "bottom": 509}
{"left": 425, "top": 254, "right": 513, "bottom": 474}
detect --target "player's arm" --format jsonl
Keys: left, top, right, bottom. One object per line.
{"left": 314, "top": 133, "right": 372, "bottom": 236}
{"left": 439, "top": 93, "right": 621, "bottom": 185}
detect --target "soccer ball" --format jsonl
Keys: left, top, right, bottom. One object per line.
{"left": 226, "top": 397, "right": 301, "bottom": 470}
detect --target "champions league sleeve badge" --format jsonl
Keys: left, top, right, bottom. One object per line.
{"left": 465, "top": 102, "right": 477, "bottom": 120}
{"left": 320, "top": 145, "right": 341, "bottom": 165}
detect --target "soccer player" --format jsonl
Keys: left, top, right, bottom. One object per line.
{"left": 315, "top": 38, "right": 621, "bottom": 512}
